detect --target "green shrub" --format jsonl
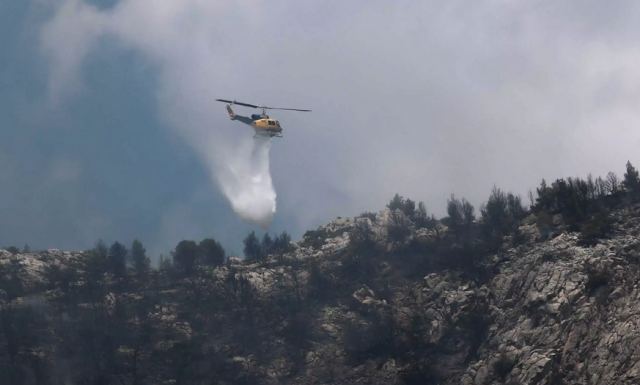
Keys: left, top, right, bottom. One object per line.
{"left": 301, "top": 228, "right": 329, "bottom": 249}
{"left": 446, "top": 195, "right": 475, "bottom": 234}
{"left": 578, "top": 211, "right": 613, "bottom": 246}
{"left": 480, "top": 187, "right": 526, "bottom": 248}
{"left": 387, "top": 211, "right": 411, "bottom": 244}
{"left": 341, "top": 313, "right": 393, "bottom": 363}
{"left": 493, "top": 354, "right": 516, "bottom": 381}
{"left": 535, "top": 210, "right": 555, "bottom": 239}
{"left": 350, "top": 220, "right": 377, "bottom": 255}
{"left": 5, "top": 246, "right": 19, "bottom": 254}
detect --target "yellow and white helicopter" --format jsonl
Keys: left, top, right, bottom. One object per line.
{"left": 216, "top": 99, "right": 311, "bottom": 138}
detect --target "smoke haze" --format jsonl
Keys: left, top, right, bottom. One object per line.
{"left": 3, "top": 0, "right": 640, "bottom": 254}
{"left": 41, "top": 0, "right": 279, "bottom": 226}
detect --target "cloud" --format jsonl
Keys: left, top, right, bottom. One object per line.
{"left": 40, "top": 0, "right": 108, "bottom": 102}
{"left": 48, "top": 158, "right": 82, "bottom": 182}
{"left": 42, "top": 0, "right": 279, "bottom": 226}
{"left": 40, "top": 0, "right": 640, "bottom": 231}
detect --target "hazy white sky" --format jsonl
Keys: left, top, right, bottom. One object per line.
{"left": 3, "top": 0, "right": 640, "bottom": 255}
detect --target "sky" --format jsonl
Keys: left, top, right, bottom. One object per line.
{"left": 3, "top": 0, "right": 640, "bottom": 257}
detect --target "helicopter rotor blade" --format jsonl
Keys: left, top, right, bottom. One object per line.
{"left": 216, "top": 99, "right": 311, "bottom": 111}
{"left": 260, "top": 106, "right": 312, "bottom": 112}
{"left": 215, "top": 99, "right": 260, "bottom": 109}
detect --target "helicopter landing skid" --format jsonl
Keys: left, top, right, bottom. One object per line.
{"left": 254, "top": 133, "right": 282, "bottom": 139}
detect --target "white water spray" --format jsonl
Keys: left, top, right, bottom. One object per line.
{"left": 211, "top": 136, "right": 276, "bottom": 227}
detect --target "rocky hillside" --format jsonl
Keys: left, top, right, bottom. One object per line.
{"left": 2, "top": 203, "right": 640, "bottom": 384}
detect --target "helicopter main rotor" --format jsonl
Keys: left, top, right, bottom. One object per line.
{"left": 216, "top": 99, "right": 312, "bottom": 116}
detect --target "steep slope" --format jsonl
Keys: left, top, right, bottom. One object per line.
{"left": 2, "top": 205, "right": 640, "bottom": 384}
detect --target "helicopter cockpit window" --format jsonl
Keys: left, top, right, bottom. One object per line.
{"left": 268, "top": 120, "right": 275, "bottom": 126}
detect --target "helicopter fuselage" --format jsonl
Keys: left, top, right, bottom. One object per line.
{"left": 226, "top": 105, "right": 283, "bottom": 137}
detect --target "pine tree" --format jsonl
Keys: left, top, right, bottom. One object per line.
{"left": 273, "top": 232, "right": 293, "bottom": 253}
{"left": 387, "top": 193, "right": 404, "bottom": 212}
{"left": 198, "top": 238, "right": 225, "bottom": 266}
{"left": 173, "top": 240, "right": 199, "bottom": 275}
{"left": 243, "top": 232, "right": 262, "bottom": 262}
{"left": 481, "top": 187, "right": 526, "bottom": 247}
{"left": 108, "top": 242, "right": 128, "bottom": 277}
{"left": 447, "top": 194, "right": 475, "bottom": 240}
{"left": 402, "top": 198, "right": 416, "bottom": 217}
{"left": 159, "top": 254, "right": 173, "bottom": 273}
{"left": 262, "top": 233, "right": 274, "bottom": 256}
{"left": 130, "top": 239, "right": 150, "bottom": 276}
{"left": 623, "top": 161, "right": 640, "bottom": 198}
{"left": 447, "top": 195, "right": 464, "bottom": 227}
{"left": 607, "top": 172, "right": 620, "bottom": 195}
{"left": 415, "top": 202, "right": 427, "bottom": 225}
{"left": 85, "top": 240, "right": 109, "bottom": 299}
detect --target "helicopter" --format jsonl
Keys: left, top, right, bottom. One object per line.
{"left": 216, "top": 99, "right": 311, "bottom": 138}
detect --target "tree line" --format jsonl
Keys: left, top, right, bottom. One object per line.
{"left": 342, "top": 160, "right": 640, "bottom": 272}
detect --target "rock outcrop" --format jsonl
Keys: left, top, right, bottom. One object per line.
{"left": 3, "top": 206, "right": 640, "bottom": 384}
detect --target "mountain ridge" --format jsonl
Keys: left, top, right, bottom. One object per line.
{"left": 2, "top": 198, "right": 640, "bottom": 384}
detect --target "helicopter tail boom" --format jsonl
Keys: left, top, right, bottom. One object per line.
{"left": 226, "top": 105, "right": 236, "bottom": 120}
{"left": 224, "top": 104, "right": 253, "bottom": 125}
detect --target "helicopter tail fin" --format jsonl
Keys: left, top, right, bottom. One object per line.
{"left": 226, "top": 105, "right": 236, "bottom": 120}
